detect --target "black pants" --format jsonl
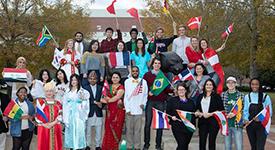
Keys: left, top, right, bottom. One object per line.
{"left": 199, "top": 124, "right": 219, "bottom": 150}
{"left": 144, "top": 100, "right": 165, "bottom": 148}
{"left": 12, "top": 129, "right": 33, "bottom": 150}
{"left": 172, "top": 126, "right": 193, "bottom": 150}
{"left": 246, "top": 121, "right": 267, "bottom": 150}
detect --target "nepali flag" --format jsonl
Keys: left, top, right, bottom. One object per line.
{"left": 3, "top": 68, "right": 28, "bottom": 83}
{"left": 107, "top": 51, "right": 130, "bottom": 68}
{"left": 213, "top": 111, "right": 228, "bottom": 136}
{"left": 152, "top": 108, "right": 170, "bottom": 129}
{"left": 221, "top": 23, "right": 234, "bottom": 39}
{"left": 256, "top": 106, "right": 271, "bottom": 135}
{"left": 187, "top": 16, "right": 202, "bottom": 30}
{"left": 173, "top": 68, "right": 194, "bottom": 83}
{"left": 35, "top": 98, "right": 49, "bottom": 123}
{"left": 102, "top": 80, "right": 110, "bottom": 97}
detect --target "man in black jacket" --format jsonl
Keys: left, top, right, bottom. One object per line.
{"left": 125, "top": 28, "right": 148, "bottom": 52}
{"left": 83, "top": 71, "right": 103, "bottom": 150}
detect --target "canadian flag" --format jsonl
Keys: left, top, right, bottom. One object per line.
{"left": 187, "top": 16, "right": 202, "bottom": 30}
{"left": 221, "top": 23, "right": 234, "bottom": 39}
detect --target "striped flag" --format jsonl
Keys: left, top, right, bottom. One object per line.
{"left": 256, "top": 106, "right": 271, "bottom": 135}
{"left": 4, "top": 99, "right": 24, "bottom": 120}
{"left": 187, "top": 16, "right": 202, "bottom": 30}
{"left": 221, "top": 23, "right": 234, "bottom": 39}
{"left": 163, "top": 0, "right": 170, "bottom": 14}
{"left": 176, "top": 110, "right": 196, "bottom": 132}
{"left": 129, "top": 79, "right": 143, "bottom": 98}
{"left": 213, "top": 111, "right": 228, "bottom": 136}
{"left": 173, "top": 68, "right": 194, "bottom": 82}
{"left": 102, "top": 80, "right": 110, "bottom": 97}
{"left": 152, "top": 108, "right": 170, "bottom": 129}
{"left": 3, "top": 68, "right": 28, "bottom": 82}
{"left": 36, "top": 26, "right": 52, "bottom": 47}
{"left": 107, "top": 51, "right": 130, "bottom": 68}
{"left": 35, "top": 98, "right": 49, "bottom": 123}
{"left": 230, "top": 97, "right": 243, "bottom": 123}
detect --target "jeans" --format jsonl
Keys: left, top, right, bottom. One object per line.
{"left": 224, "top": 127, "right": 243, "bottom": 150}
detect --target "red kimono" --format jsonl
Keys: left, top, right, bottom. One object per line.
{"left": 36, "top": 98, "right": 63, "bottom": 150}
{"left": 102, "top": 85, "right": 125, "bottom": 150}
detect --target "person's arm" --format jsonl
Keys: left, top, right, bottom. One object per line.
{"left": 107, "top": 89, "right": 124, "bottom": 103}
{"left": 216, "top": 43, "right": 226, "bottom": 53}
{"left": 142, "top": 80, "right": 148, "bottom": 106}
{"left": 123, "top": 81, "right": 130, "bottom": 113}
{"left": 243, "top": 95, "right": 250, "bottom": 122}
{"left": 172, "top": 39, "right": 177, "bottom": 52}
{"left": 173, "top": 21, "right": 177, "bottom": 36}
{"left": 117, "top": 29, "right": 122, "bottom": 41}
{"left": 142, "top": 32, "right": 148, "bottom": 44}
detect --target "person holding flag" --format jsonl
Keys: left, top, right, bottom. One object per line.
{"left": 166, "top": 81, "right": 196, "bottom": 150}
{"left": 143, "top": 57, "right": 172, "bottom": 150}
{"left": 185, "top": 36, "right": 204, "bottom": 69}
{"left": 221, "top": 76, "right": 244, "bottom": 150}
{"left": 243, "top": 78, "right": 272, "bottom": 150}
{"left": 0, "top": 82, "right": 10, "bottom": 150}
{"left": 99, "top": 25, "right": 122, "bottom": 53}
{"left": 124, "top": 66, "right": 148, "bottom": 150}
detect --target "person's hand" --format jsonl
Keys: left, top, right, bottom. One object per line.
{"left": 202, "top": 60, "right": 208, "bottom": 66}
{"left": 71, "top": 61, "right": 75, "bottom": 66}
{"left": 188, "top": 63, "right": 196, "bottom": 68}
{"left": 21, "top": 115, "right": 30, "bottom": 120}
{"left": 195, "top": 111, "right": 203, "bottom": 118}
{"left": 140, "top": 104, "right": 144, "bottom": 110}
{"left": 126, "top": 112, "right": 131, "bottom": 115}
{"left": 2, "top": 116, "right": 8, "bottom": 122}
{"left": 203, "top": 113, "right": 212, "bottom": 118}
{"left": 172, "top": 116, "right": 177, "bottom": 121}
{"left": 227, "top": 113, "right": 236, "bottom": 119}
{"left": 83, "top": 73, "right": 87, "bottom": 78}
{"left": 95, "top": 101, "right": 102, "bottom": 108}
{"left": 42, "top": 123, "right": 51, "bottom": 129}
{"left": 172, "top": 21, "right": 177, "bottom": 30}
{"left": 151, "top": 53, "right": 156, "bottom": 59}
{"left": 100, "top": 77, "right": 104, "bottom": 82}
{"left": 216, "top": 43, "right": 226, "bottom": 52}
{"left": 100, "top": 98, "right": 107, "bottom": 104}
{"left": 149, "top": 92, "right": 153, "bottom": 96}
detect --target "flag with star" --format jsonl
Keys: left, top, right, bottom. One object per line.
{"left": 150, "top": 71, "right": 169, "bottom": 96}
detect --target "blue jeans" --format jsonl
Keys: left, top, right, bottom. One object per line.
{"left": 224, "top": 127, "right": 243, "bottom": 150}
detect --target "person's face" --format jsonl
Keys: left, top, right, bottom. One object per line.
{"left": 156, "top": 29, "right": 164, "bottom": 39}
{"left": 191, "top": 38, "right": 199, "bottom": 48}
{"left": 17, "top": 88, "right": 27, "bottom": 100}
{"left": 251, "top": 80, "right": 260, "bottom": 92}
{"left": 45, "top": 89, "right": 55, "bottom": 99}
{"left": 117, "top": 42, "right": 124, "bottom": 52}
{"left": 227, "top": 80, "right": 236, "bottom": 91}
{"left": 152, "top": 59, "right": 161, "bottom": 71}
{"left": 106, "top": 30, "right": 113, "bottom": 38}
{"left": 88, "top": 74, "right": 97, "bottom": 85}
{"left": 131, "top": 31, "right": 138, "bottom": 39}
{"left": 195, "top": 65, "right": 204, "bottom": 76}
{"left": 137, "top": 40, "right": 143, "bottom": 49}
{"left": 91, "top": 42, "right": 99, "bottom": 52}
{"left": 67, "top": 41, "right": 74, "bottom": 49}
{"left": 177, "top": 86, "right": 187, "bottom": 98}
{"left": 205, "top": 81, "right": 214, "bottom": 92}
{"left": 57, "top": 71, "right": 64, "bottom": 82}
{"left": 75, "top": 33, "right": 83, "bottom": 42}
{"left": 42, "top": 71, "right": 49, "bottom": 82}
{"left": 71, "top": 77, "right": 78, "bottom": 87}
{"left": 131, "top": 67, "right": 139, "bottom": 79}
{"left": 17, "top": 59, "right": 26, "bottom": 68}
{"left": 200, "top": 40, "right": 208, "bottom": 50}
{"left": 111, "top": 74, "right": 120, "bottom": 84}
{"left": 178, "top": 27, "right": 186, "bottom": 36}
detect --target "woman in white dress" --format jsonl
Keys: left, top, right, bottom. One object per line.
{"left": 55, "top": 69, "right": 69, "bottom": 103}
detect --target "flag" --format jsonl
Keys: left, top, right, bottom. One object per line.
{"left": 36, "top": 26, "right": 52, "bottom": 47}
{"left": 107, "top": 51, "right": 130, "bottom": 68}
{"left": 102, "top": 80, "right": 110, "bottom": 97}
{"left": 176, "top": 110, "right": 196, "bottom": 132}
{"left": 256, "top": 106, "right": 271, "bottom": 135}
{"left": 174, "top": 68, "right": 194, "bottom": 82}
{"left": 152, "top": 108, "right": 170, "bottom": 129}
{"left": 51, "top": 48, "right": 64, "bottom": 69}
{"left": 172, "top": 75, "right": 180, "bottom": 85}
{"left": 3, "top": 99, "right": 24, "bottom": 120}
{"left": 213, "top": 111, "right": 228, "bottom": 136}
{"left": 127, "top": 8, "right": 139, "bottom": 21}
{"left": 106, "top": 0, "right": 117, "bottom": 15}
{"left": 130, "top": 79, "right": 143, "bottom": 98}
{"left": 187, "top": 16, "right": 202, "bottom": 30}
{"left": 163, "top": 0, "right": 169, "bottom": 14}
{"left": 231, "top": 97, "right": 242, "bottom": 123}
{"left": 3, "top": 68, "right": 28, "bottom": 82}
{"left": 36, "top": 98, "right": 49, "bottom": 123}
{"left": 221, "top": 23, "right": 234, "bottom": 39}
{"left": 150, "top": 71, "right": 170, "bottom": 96}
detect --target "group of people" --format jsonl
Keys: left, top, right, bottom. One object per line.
{"left": 0, "top": 21, "right": 273, "bottom": 150}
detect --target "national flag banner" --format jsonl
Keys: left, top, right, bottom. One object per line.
{"left": 172, "top": 75, "right": 180, "bottom": 85}
{"left": 36, "top": 98, "right": 49, "bottom": 123}
{"left": 176, "top": 68, "right": 194, "bottom": 81}
{"left": 3, "top": 68, "right": 28, "bottom": 82}
{"left": 106, "top": 0, "right": 117, "bottom": 15}
{"left": 256, "top": 106, "right": 271, "bottom": 135}
{"left": 221, "top": 23, "right": 234, "bottom": 39}
{"left": 107, "top": 51, "right": 130, "bottom": 68}
{"left": 51, "top": 48, "right": 64, "bottom": 69}
{"left": 102, "top": 80, "right": 110, "bottom": 97}
{"left": 163, "top": 0, "right": 170, "bottom": 14}
{"left": 187, "top": 16, "right": 202, "bottom": 30}
{"left": 127, "top": 8, "right": 139, "bottom": 21}
{"left": 130, "top": 79, "right": 143, "bottom": 98}
{"left": 4, "top": 99, "right": 24, "bottom": 120}
{"left": 36, "top": 26, "right": 52, "bottom": 47}
{"left": 150, "top": 71, "right": 170, "bottom": 96}
{"left": 230, "top": 97, "right": 243, "bottom": 123}
{"left": 176, "top": 110, "right": 196, "bottom": 132}
{"left": 152, "top": 108, "right": 170, "bottom": 129}
{"left": 213, "top": 111, "right": 228, "bottom": 136}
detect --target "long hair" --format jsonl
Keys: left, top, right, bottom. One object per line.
{"left": 199, "top": 38, "right": 209, "bottom": 51}
{"left": 202, "top": 78, "right": 217, "bottom": 97}
{"left": 38, "top": 69, "right": 52, "bottom": 83}
{"left": 69, "top": 74, "right": 81, "bottom": 92}
{"left": 55, "top": 69, "right": 68, "bottom": 86}
{"left": 135, "top": 38, "right": 146, "bottom": 57}
{"left": 89, "top": 40, "right": 100, "bottom": 52}
{"left": 63, "top": 39, "right": 75, "bottom": 55}
{"left": 110, "top": 71, "right": 121, "bottom": 84}
{"left": 116, "top": 41, "right": 126, "bottom": 52}
{"left": 249, "top": 78, "right": 264, "bottom": 102}
{"left": 194, "top": 63, "right": 208, "bottom": 76}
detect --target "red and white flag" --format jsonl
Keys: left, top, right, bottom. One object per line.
{"left": 102, "top": 80, "right": 110, "bottom": 97}
{"left": 130, "top": 79, "right": 143, "bottom": 98}
{"left": 213, "top": 111, "right": 228, "bottom": 136}
{"left": 152, "top": 108, "right": 171, "bottom": 129}
{"left": 221, "top": 23, "right": 234, "bottom": 39}
{"left": 187, "top": 16, "right": 202, "bottom": 30}
{"left": 3, "top": 68, "right": 27, "bottom": 82}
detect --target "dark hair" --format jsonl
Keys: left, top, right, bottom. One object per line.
{"left": 249, "top": 78, "right": 264, "bottom": 102}
{"left": 55, "top": 69, "right": 68, "bottom": 86}
{"left": 105, "top": 27, "right": 114, "bottom": 33}
{"left": 69, "top": 74, "right": 81, "bottom": 92}
{"left": 74, "top": 32, "right": 83, "bottom": 37}
{"left": 176, "top": 81, "right": 189, "bottom": 98}
{"left": 150, "top": 57, "right": 161, "bottom": 68}
{"left": 190, "top": 36, "right": 199, "bottom": 41}
{"left": 111, "top": 71, "right": 121, "bottom": 84}
{"left": 202, "top": 78, "right": 217, "bottom": 97}
{"left": 178, "top": 24, "right": 187, "bottom": 30}
{"left": 16, "top": 86, "right": 28, "bottom": 96}
{"left": 199, "top": 38, "right": 209, "bottom": 51}
{"left": 116, "top": 41, "right": 126, "bottom": 52}
{"left": 130, "top": 28, "right": 138, "bottom": 35}
{"left": 88, "top": 70, "right": 98, "bottom": 79}
{"left": 135, "top": 38, "right": 146, "bottom": 57}
{"left": 39, "top": 69, "right": 52, "bottom": 83}
{"left": 155, "top": 27, "right": 164, "bottom": 33}
{"left": 89, "top": 40, "right": 100, "bottom": 52}
{"left": 131, "top": 66, "right": 139, "bottom": 71}
{"left": 194, "top": 63, "right": 208, "bottom": 76}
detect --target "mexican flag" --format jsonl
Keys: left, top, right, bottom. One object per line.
{"left": 150, "top": 71, "right": 169, "bottom": 96}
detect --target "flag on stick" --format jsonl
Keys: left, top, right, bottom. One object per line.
{"left": 106, "top": 0, "right": 117, "bottom": 15}
{"left": 230, "top": 97, "right": 243, "bottom": 123}
{"left": 213, "top": 111, "right": 229, "bottom": 136}
{"left": 127, "top": 8, "right": 139, "bottom": 21}
{"left": 176, "top": 110, "right": 196, "bottom": 132}
{"left": 187, "top": 16, "right": 202, "bottom": 30}
{"left": 36, "top": 26, "right": 53, "bottom": 47}
{"left": 255, "top": 106, "right": 271, "bottom": 135}
{"left": 221, "top": 23, "right": 234, "bottom": 39}
{"left": 152, "top": 108, "right": 170, "bottom": 129}
{"left": 102, "top": 80, "right": 110, "bottom": 97}
{"left": 150, "top": 71, "right": 169, "bottom": 96}
{"left": 4, "top": 99, "right": 24, "bottom": 120}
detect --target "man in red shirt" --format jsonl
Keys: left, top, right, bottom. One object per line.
{"left": 99, "top": 23, "right": 122, "bottom": 53}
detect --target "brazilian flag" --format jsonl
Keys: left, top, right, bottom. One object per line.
{"left": 150, "top": 71, "right": 169, "bottom": 96}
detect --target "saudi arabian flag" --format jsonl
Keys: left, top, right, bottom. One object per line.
{"left": 150, "top": 71, "right": 169, "bottom": 96}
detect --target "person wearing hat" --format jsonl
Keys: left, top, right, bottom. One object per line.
{"left": 221, "top": 76, "right": 244, "bottom": 150}
{"left": 125, "top": 28, "right": 148, "bottom": 52}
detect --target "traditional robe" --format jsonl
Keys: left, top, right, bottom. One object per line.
{"left": 60, "top": 49, "right": 81, "bottom": 81}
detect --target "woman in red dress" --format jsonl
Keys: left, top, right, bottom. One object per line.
{"left": 36, "top": 82, "right": 63, "bottom": 150}
{"left": 101, "top": 72, "right": 125, "bottom": 150}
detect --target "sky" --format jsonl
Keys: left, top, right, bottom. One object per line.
{"left": 72, "top": 0, "right": 147, "bottom": 9}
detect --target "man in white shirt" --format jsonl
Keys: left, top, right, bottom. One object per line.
{"left": 172, "top": 25, "right": 190, "bottom": 64}
{"left": 124, "top": 66, "right": 148, "bottom": 150}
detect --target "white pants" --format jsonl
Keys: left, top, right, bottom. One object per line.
{"left": 0, "top": 133, "right": 6, "bottom": 150}
{"left": 86, "top": 116, "right": 103, "bottom": 147}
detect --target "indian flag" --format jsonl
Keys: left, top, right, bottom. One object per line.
{"left": 213, "top": 111, "right": 228, "bottom": 136}
{"left": 4, "top": 99, "right": 24, "bottom": 120}
{"left": 176, "top": 110, "right": 196, "bottom": 132}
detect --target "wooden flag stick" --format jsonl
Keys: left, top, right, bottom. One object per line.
{"left": 138, "top": 16, "right": 144, "bottom": 32}
{"left": 197, "top": 17, "right": 202, "bottom": 37}
{"left": 168, "top": 12, "right": 175, "bottom": 22}
{"left": 223, "top": 35, "right": 230, "bottom": 45}
{"left": 43, "top": 25, "right": 58, "bottom": 46}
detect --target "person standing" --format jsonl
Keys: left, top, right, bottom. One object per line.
{"left": 74, "top": 32, "right": 90, "bottom": 57}
{"left": 99, "top": 23, "right": 122, "bottom": 53}
{"left": 124, "top": 66, "right": 148, "bottom": 150}
{"left": 126, "top": 28, "right": 148, "bottom": 52}
{"left": 185, "top": 36, "right": 204, "bottom": 69}
{"left": 55, "top": 69, "right": 69, "bottom": 103}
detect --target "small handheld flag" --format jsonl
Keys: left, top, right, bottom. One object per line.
{"left": 173, "top": 68, "right": 194, "bottom": 82}
{"left": 36, "top": 98, "right": 49, "bottom": 123}
{"left": 107, "top": 52, "right": 130, "bottom": 68}
{"left": 230, "top": 97, "right": 243, "bottom": 123}
{"left": 36, "top": 26, "right": 52, "bottom": 47}
{"left": 129, "top": 79, "right": 143, "bottom": 98}
{"left": 102, "top": 80, "right": 110, "bottom": 97}
{"left": 163, "top": 0, "right": 169, "bottom": 14}
{"left": 152, "top": 108, "right": 170, "bottom": 129}
{"left": 256, "top": 106, "right": 271, "bottom": 135}
{"left": 176, "top": 110, "right": 196, "bottom": 132}
{"left": 221, "top": 23, "right": 234, "bottom": 39}
{"left": 4, "top": 99, "right": 24, "bottom": 120}
{"left": 213, "top": 111, "right": 228, "bottom": 136}
{"left": 127, "top": 8, "right": 139, "bottom": 21}
{"left": 187, "top": 16, "right": 202, "bottom": 30}
{"left": 106, "top": 0, "right": 117, "bottom": 15}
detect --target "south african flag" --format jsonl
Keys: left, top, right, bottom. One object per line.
{"left": 36, "top": 26, "right": 52, "bottom": 47}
